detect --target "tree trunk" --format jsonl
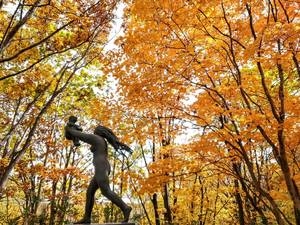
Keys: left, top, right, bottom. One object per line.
{"left": 49, "top": 180, "right": 58, "bottom": 225}
{"left": 279, "top": 153, "right": 300, "bottom": 224}
{"left": 162, "top": 184, "right": 172, "bottom": 224}
{"left": 151, "top": 193, "right": 160, "bottom": 225}
{"left": 234, "top": 178, "right": 245, "bottom": 225}
{"left": 233, "top": 163, "right": 245, "bottom": 225}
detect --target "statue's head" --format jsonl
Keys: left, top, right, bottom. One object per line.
{"left": 69, "top": 116, "right": 77, "bottom": 123}
{"left": 94, "top": 126, "right": 101, "bottom": 135}
{"left": 94, "top": 125, "right": 110, "bottom": 137}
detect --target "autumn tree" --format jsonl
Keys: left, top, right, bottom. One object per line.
{"left": 1, "top": 0, "right": 300, "bottom": 224}
{"left": 0, "top": 0, "right": 118, "bottom": 193}
{"left": 107, "top": 0, "right": 300, "bottom": 224}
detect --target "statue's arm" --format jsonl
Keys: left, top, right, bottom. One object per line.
{"left": 65, "top": 126, "right": 99, "bottom": 145}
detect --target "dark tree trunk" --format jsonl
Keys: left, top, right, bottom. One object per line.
{"left": 151, "top": 193, "right": 160, "bottom": 225}
{"left": 233, "top": 164, "right": 245, "bottom": 225}
{"left": 163, "top": 184, "right": 172, "bottom": 224}
{"left": 49, "top": 180, "right": 58, "bottom": 225}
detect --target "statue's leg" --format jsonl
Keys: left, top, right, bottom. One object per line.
{"left": 74, "top": 177, "right": 98, "bottom": 224}
{"left": 96, "top": 175, "right": 132, "bottom": 222}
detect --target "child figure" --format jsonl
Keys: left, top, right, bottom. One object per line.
{"left": 65, "top": 116, "right": 83, "bottom": 147}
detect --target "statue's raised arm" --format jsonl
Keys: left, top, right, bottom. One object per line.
{"left": 65, "top": 125, "right": 99, "bottom": 146}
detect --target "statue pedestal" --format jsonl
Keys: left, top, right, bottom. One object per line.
{"left": 68, "top": 223, "right": 136, "bottom": 225}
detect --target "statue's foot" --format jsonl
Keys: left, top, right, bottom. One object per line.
{"left": 122, "top": 206, "right": 132, "bottom": 223}
{"left": 73, "top": 218, "right": 91, "bottom": 224}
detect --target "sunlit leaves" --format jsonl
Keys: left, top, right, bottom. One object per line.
{"left": 107, "top": 0, "right": 300, "bottom": 224}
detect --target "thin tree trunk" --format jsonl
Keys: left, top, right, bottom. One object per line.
{"left": 57, "top": 146, "right": 73, "bottom": 224}
{"left": 151, "top": 193, "right": 160, "bottom": 225}
{"left": 234, "top": 179, "right": 245, "bottom": 225}
{"left": 233, "top": 162, "right": 245, "bottom": 225}
{"left": 162, "top": 184, "right": 172, "bottom": 224}
{"left": 49, "top": 180, "right": 58, "bottom": 225}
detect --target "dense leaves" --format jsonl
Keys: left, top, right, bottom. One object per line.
{"left": 106, "top": 0, "right": 300, "bottom": 224}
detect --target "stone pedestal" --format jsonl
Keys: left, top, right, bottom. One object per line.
{"left": 68, "top": 223, "right": 136, "bottom": 225}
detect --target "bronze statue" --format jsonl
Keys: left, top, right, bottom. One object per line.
{"left": 65, "top": 117, "right": 132, "bottom": 224}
